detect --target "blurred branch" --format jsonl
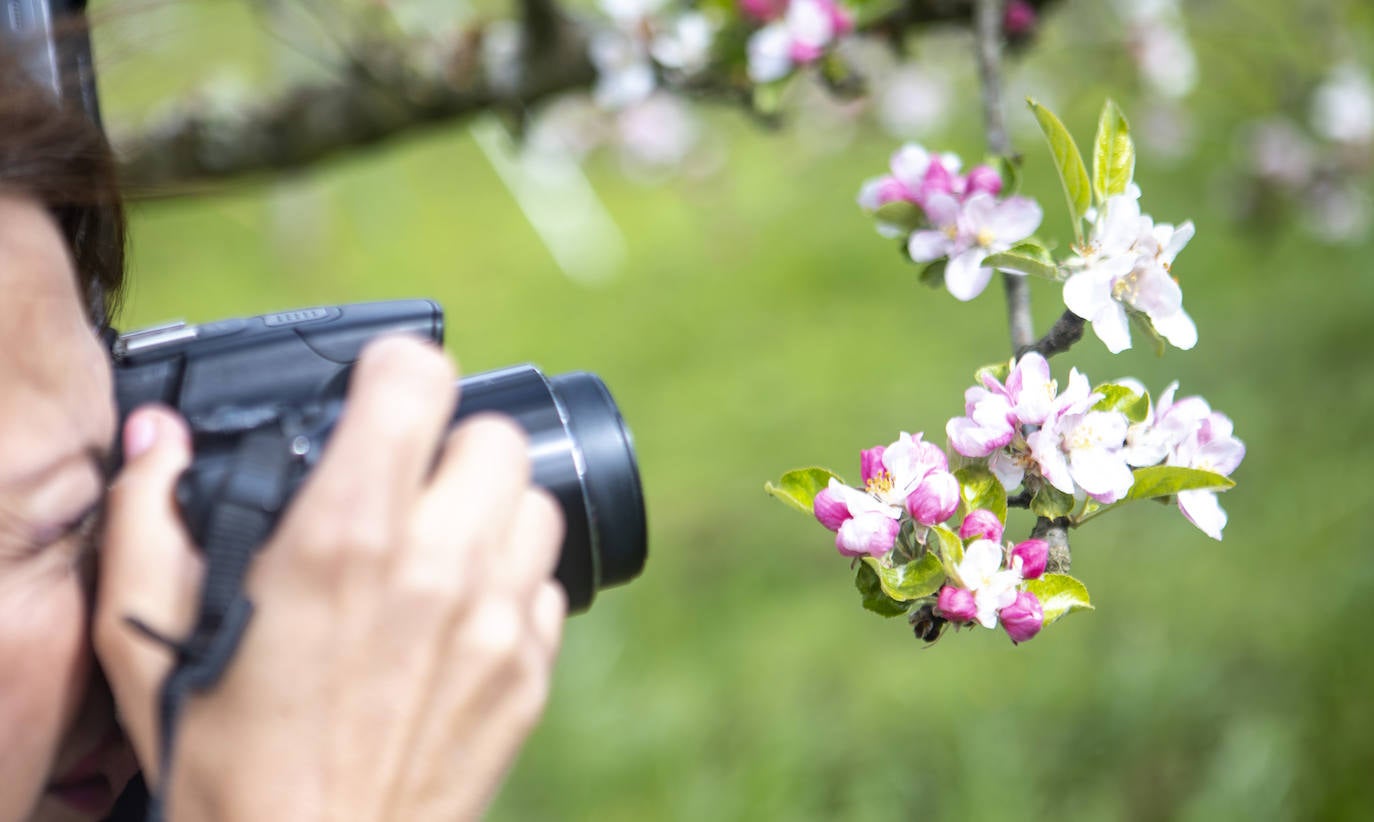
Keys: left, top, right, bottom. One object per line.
{"left": 114, "top": 0, "right": 1062, "bottom": 193}
{"left": 972, "top": 0, "right": 1035, "bottom": 355}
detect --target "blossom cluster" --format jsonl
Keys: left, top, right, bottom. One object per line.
{"left": 811, "top": 432, "right": 958, "bottom": 558}
{"left": 858, "top": 144, "right": 1043, "bottom": 301}
{"left": 592, "top": 0, "right": 716, "bottom": 111}
{"left": 946, "top": 352, "right": 1244, "bottom": 538}
{"left": 938, "top": 523, "right": 1049, "bottom": 644}
{"left": 744, "top": 0, "right": 854, "bottom": 84}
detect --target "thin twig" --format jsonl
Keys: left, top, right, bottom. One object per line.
{"left": 1018, "top": 309, "right": 1086, "bottom": 359}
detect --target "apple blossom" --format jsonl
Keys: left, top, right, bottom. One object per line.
{"left": 949, "top": 539, "right": 1022, "bottom": 629}
{"left": 1062, "top": 187, "right": 1197, "bottom": 353}
{"left": 811, "top": 431, "right": 958, "bottom": 557}
{"left": 1168, "top": 408, "right": 1246, "bottom": 540}
{"left": 1000, "top": 591, "right": 1044, "bottom": 643}
{"left": 1028, "top": 407, "right": 1134, "bottom": 503}
{"left": 959, "top": 509, "right": 1005, "bottom": 543}
{"left": 812, "top": 479, "right": 901, "bottom": 557}
{"left": 907, "top": 192, "right": 1043, "bottom": 301}
{"left": 946, "top": 382, "right": 1016, "bottom": 458}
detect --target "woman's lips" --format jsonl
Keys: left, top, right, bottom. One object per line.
{"left": 47, "top": 727, "right": 128, "bottom": 817}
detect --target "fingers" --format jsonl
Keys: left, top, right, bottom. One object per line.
{"left": 288, "top": 335, "right": 458, "bottom": 560}
{"left": 94, "top": 406, "right": 203, "bottom": 783}
{"left": 399, "top": 414, "right": 543, "bottom": 593}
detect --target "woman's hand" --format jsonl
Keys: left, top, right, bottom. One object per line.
{"left": 94, "top": 335, "right": 566, "bottom": 820}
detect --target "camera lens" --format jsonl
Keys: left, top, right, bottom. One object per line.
{"left": 452, "top": 365, "right": 647, "bottom": 611}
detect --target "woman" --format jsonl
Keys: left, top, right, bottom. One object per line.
{"left": 1, "top": 54, "right": 566, "bottom": 821}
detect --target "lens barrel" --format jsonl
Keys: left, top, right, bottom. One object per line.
{"left": 452, "top": 365, "right": 647, "bottom": 611}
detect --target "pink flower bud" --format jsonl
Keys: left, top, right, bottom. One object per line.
{"left": 836, "top": 514, "right": 900, "bottom": 558}
{"left": 937, "top": 585, "right": 977, "bottom": 623}
{"left": 789, "top": 41, "right": 825, "bottom": 64}
{"left": 1003, "top": 0, "right": 1037, "bottom": 36}
{"left": 1010, "top": 538, "right": 1049, "bottom": 580}
{"left": 907, "top": 471, "right": 960, "bottom": 526}
{"left": 860, "top": 446, "right": 886, "bottom": 485}
{"left": 813, "top": 487, "right": 850, "bottom": 531}
{"left": 738, "top": 0, "right": 786, "bottom": 22}
{"left": 965, "top": 165, "right": 1004, "bottom": 197}
{"left": 824, "top": 0, "right": 854, "bottom": 36}
{"left": 959, "top": 509, "right": 1005, "bottom": 543}
{"left": 1000, "top": 590, "right": 1043, "bottom": 643}
{"left": 874, "top": 177, "right": 909, "bottom": 206}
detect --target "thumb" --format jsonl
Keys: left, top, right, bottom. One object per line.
{"left": 95, "top": 405, "right": 203, "bottom": 784}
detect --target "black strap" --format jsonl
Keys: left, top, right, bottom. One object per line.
{"left": 138, "top": 426, "right": 296, "bottom": 822}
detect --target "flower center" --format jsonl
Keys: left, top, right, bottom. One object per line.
{"left": 976, "top": 227, "right": 996, "bottom": 247}
{"left": 1111, "top": 266, "right": 1143, "bottom": 304}
{"left": 943, "top": 224, "right": 959, "bottom": 240}
{"left": 866, "top": 471, "right": 896, "bottom": 497}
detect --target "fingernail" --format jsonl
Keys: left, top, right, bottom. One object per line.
{"left": 124, "top": 413, "right": 158, "bottom": 458}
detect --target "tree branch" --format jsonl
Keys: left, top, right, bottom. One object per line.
{"left": 112, "top": 0, "right": 1063, "bottom": 194}
{"left": 1017, "top": 308, "right": 1085, "bottom": 359}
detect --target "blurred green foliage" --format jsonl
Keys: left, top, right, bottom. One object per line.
{"left": 99, "top": 0, "right": 1374, "bottom": 818}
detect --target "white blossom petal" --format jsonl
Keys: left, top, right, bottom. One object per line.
{"left": 1177, "top": 489, "right": 1227, "bottom": 540}
{"left": 945, "top": 250, "right": 994, "bottom": 301}
{"left": 907, "top": 230, "right": 951, "bottom": 262}
{"left": 1151, "top": 308, "right": 1197, "bottom": 350}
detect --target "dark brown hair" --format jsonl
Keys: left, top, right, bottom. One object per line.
{"left": 0, "top": 48, "right": 125, "bottom": 326}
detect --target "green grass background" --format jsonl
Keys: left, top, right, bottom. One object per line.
{"left": 97, "top": 0, "right": 1374, "bottom": 817}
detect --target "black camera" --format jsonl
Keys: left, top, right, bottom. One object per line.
{"left": 111, "top": 300, "right": 647, "bottom": 612}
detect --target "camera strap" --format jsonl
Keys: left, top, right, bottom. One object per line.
{"left": 129, "top": 422, "right": 298, "bottom": 822}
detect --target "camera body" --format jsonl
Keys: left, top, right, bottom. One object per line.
{"left": 111, "top": 300, "right": 647, "bottom": 611}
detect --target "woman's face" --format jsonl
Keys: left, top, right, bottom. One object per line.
{"left": 0, "top": 196, "right": 137, "bottom": 821}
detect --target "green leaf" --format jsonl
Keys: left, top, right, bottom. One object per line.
{"left": 1091, "top": 98, "right": 1135, "bottom": 203}
{"left": 1126, "top": 466, "right": 1235, "bottom": 501}
{"left": 955, "top": 466, "right": 1008, "bottom": 523}
{"left": 981, "top": 250, "right": 1059, "bottom": 281}
{"left": 862, "top": 554, "right": 946, "bottom": 602}
{"left": 1025, "top": 573, "right": 1093, "bottom": 625}
{"left": 990, "top": 152, "right": 1023, "bottom": 195}
{"left": 872, "top": 199, "right": 924, "bottom": 231}
{"left": 1028, "top": 98, "right": 1092, "bottom": 235}
{"left": 974, "top": 359, "right": 1013, "bottom": 385}
{"left": 1093, "top": 383, "right": 1151, "bottom": 423}
{"left": 1030, "top": 483, "right": 1075, "bottom": 519}
{"left": 855, "top": 561, "right": 913, "bottom": 617}
{"left": 916, "top": 257, "right": 947, "bottom": 289}
{"left": 929, "top": 524, "right": 964, "bottom": 573}
{"left": 765, "top": 467, "right": 842, "bottom": 514}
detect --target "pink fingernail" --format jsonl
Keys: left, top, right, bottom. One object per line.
{"left": 124, "top": 413, "right": 158, "bottom": 458}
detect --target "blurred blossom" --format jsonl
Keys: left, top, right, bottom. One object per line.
{"left": 1003, "top": 0, "right": 1037, "bottom": 36}
{"left": 1244, "top": 118, "right": 1318, "bottom": 189}
{"left": 1117, "top": 0, "right": 1196, "bottom": 100}
{"left": 1303, "top": 181, "right": 1372, "bottom": 244}
{"left": 747, "top": 0, "right": 854, "bottom": 83}
{"left": 650, "top": 13, "right": 716, "bottom": 74}
{"left": 616, "top": 93, "right": 703, "bottom": 174}
{"left": 591, "top": 31, "right": 657, "bottom": 110}
{"left": 601, "top": 0, "right": 668, "bottom": 24}
{"left": 1310, "top": 62, "right": 1374, "bottom": 146}
{"left": 528, "top": 95, "right": 609, "bottom": 161}
{"left": 1136, "top": 100, "right": 1196, "bottom": 162}
{"left": 875, "top": 64, "right": 952, "bottom": 139}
